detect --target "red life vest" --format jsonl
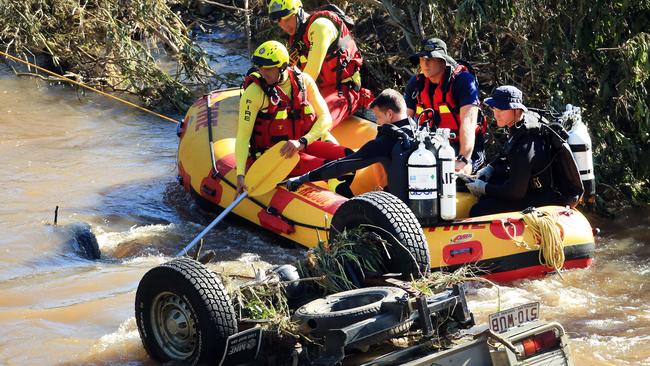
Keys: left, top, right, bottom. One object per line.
{"left": 289, "top": 10, "right": 363, "bottom": 90}
{"left": 242, "top": 67, "right": 317, "bottom": 152}
{"left": 415, "top": 64, "right": 487, "bottom": 141}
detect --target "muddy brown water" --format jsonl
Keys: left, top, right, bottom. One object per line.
{"left": 1, "top": 36, "right": 649, "bottom": 365}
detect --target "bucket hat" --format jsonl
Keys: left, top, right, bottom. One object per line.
{"left": 409, "top": 38, "right": 456, "bottom": 67}
{"left": 483, "top": 85, "right": 528, "bottom": 112}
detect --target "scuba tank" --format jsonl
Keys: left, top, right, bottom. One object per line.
{"left": 435, "top": 128, "right": 457, "bottom": 220}
{"left": 564, "top": 105, "right": 596, "bottom": 203}
{"left": 408, "top": 130, "right": 438, "bottom": 226}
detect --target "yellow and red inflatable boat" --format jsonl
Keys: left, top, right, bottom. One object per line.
{"left": 176, "top": 88, "right": 594, "bottom": 282}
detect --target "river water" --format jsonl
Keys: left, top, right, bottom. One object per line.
{"left": 0, "top": 31, "right": 649, "bottom": 366}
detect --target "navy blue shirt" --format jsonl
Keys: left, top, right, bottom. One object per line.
{"left": 403, "top": 70, "right": 479, "bottom": 111}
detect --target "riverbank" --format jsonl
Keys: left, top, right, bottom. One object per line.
{"left": 3, "top": 0, "right": 646, "bottom": 208}
{"left": 193, "top": 0, "right": 650, "bottom": 208}
{"left": 0, "top": 21, "right": 649, "bottom": 364}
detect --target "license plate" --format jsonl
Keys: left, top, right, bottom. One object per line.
{"left": 488, "top": 302, "right": 540, "bottom": 333}
{"left": 218, "top": 327, "right": 263, "bottom": 366}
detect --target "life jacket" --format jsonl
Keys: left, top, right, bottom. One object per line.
{"left": 505, "top": 113, "right": 584, "bottom": 208}
{"left": 413, "top": 62, "right": 487, "bottom": 141}
{"left": 289, "top": 10, "right": 363, "bottom": 92}
{"left": 242, "top": 67, "right": 317, "bottom": 153}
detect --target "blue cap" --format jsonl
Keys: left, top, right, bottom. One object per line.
{"left": 484, "top": 85, "right": 527, "bottom": 112}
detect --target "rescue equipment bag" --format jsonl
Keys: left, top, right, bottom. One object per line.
{"left": 527, "top": 112, "right": 585, "bottom": 208}
{"left": 289, "top": 9, "right": 363, "bottom": 92}
{"left": 318, "top": 3, "right": 354, "bottom": 29}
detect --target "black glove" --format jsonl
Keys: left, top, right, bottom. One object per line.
{"left": 284, "top": 174, "right": 310, "bottom": 191}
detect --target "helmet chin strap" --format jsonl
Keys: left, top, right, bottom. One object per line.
{"left": 296, "top": 7, "right": 306, "bottom": 25}
{"left": 277, "top": 66, "right": 288, "bottom": 84}
{"left": 267, "top": 65, "right": 287, "bottom": 86}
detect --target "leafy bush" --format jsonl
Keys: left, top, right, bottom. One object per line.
{"left": 0, "top": 0, "right": 213, "bottom": 110}
{"left": 353, "top": 0, "right": 650, "bottom": 204}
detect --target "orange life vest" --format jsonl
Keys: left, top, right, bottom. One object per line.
{"left": 415, "top": 64, "right": 487, "bottom": 141}
{"left": 242, "top": 67, "right": 317, "bottom": 152}
{"left": 289, "top": 10, "right": 363, "bottom": 91}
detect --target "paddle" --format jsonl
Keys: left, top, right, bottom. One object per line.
{"left": 176, "top": 141, "right": 300, "bottom": 257}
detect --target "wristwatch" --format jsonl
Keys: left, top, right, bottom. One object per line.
{"left": 456, "top": 154, "right": 471, "bottom": 165}
{"left": 298, "top": 137, "right": 308, "bottom": 149}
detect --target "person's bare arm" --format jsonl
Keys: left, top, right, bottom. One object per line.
{"left": 455, "top": 104, "right": 479, "bottom": 173}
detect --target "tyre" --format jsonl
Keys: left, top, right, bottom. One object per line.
{"left": 135, "top": 258, "right": 237, "bottom": 365}
{"left": 293, "top": 286, "right": 407, "bottom": 335}
{"left": 63, "top": 222, "right": 101, "bottom": 260}
{"left": 331, "top": 191, "right": 430, "bottom": 279}
{"left": 350, "top": 318, "right": 414, "bottom": 350}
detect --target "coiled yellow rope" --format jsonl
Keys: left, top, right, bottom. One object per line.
{"left": 501, "top": 209, "right": 566, "bottom": 276}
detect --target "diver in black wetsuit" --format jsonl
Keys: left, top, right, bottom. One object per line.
{"left": 465, "top": 86, "right": 565, "bottom": 217}
{"left": 284, "top": 88, "right": 414, "bottom": 197}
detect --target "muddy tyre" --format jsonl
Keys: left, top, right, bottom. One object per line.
{"left": 293, "top": 286, "right": 407, "bottom": 335}
{"left": 64, "top": 222, "right": 101, "bottom": 260}
{"left": 331, "top": 191, "right": 430, "bottom": 279}
{"left": 135, "top": 258, "right": 237, "bottom": 365}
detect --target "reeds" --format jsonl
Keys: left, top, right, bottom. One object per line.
{"left": 300, "top": 228, "right": 387, "bottom": 293}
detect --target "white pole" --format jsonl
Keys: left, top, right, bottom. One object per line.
{"left": 176, "top": 191, "right": 248, "bottom": 257}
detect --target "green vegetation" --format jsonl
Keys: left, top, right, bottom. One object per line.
{"left": 299, "top": 227, "right": 387, "bottom": 293}
{"left": 1, "top": 0, "right": 647, "bottom": 205}
{"left": 223, "top": 227, "right": 387, "bottom": 332}
{"left": 0, "top": 0, "right": 213, "bottom": 110}
{"left": 348, "top": 0, "right": 650, "bottom": 206}
{"left": 226, "top": 227, "right": 470, "bottom": 330}
{"left": 264, "top": 0, "right": 648, "bottom": 206}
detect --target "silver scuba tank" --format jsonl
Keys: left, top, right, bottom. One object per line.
{"left": 436, "top": 128, "right": 457, "bottom": 220}
{"left": 408, "top": 130, "right": 438, "bottom": 225}
{"left": 564, "top": 105, "right": 596, "bottom": 202}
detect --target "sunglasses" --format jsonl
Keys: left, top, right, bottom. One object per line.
{"left": 422, "top": 44, "right": 445, "bottom": 52}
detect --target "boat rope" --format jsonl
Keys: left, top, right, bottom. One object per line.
{"left": 1, "top": 51, "right": 334, "bottom": 232}
{"left": 0, "top": 50, "right": 180, "bottom": 124}
{"left": 501, "top": 209, "right": 566, "bottom": 276}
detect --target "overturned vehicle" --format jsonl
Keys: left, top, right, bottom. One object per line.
{"left": 135, "top": 232, "right": 574, "bottom": 366}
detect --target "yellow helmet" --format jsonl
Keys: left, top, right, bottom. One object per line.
{"left": 251, "top": 40, "right": 289, "bottom": 68}
{"left": 268, "top": 0, "right": 302, "bottom": 20}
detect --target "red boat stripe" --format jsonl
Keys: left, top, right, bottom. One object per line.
{"left": 269, "top": 188, "right": 296, "bottom": 213}
{"left": 430, "top": 242, "right": 594, "bottom": 283}
{"left": 216, "top": 153, "right": 236, "bottom": 175}
{"left": 482, "top": 258, "right": 593, "bottom": 283}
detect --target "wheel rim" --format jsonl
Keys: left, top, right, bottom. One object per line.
{"left": 151, "top": 291, "right": 198, "bottom": 360}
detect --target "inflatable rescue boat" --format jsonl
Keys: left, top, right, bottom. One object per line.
{"left": 176, "top": 88, "right": 595, "bottom": 282}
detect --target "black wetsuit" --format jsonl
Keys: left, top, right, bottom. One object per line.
{"left": 469, "top": 113, "right": 563, "bottom": 217}
{"left": 305, "top": 118, "right": 414, "bottom": 197}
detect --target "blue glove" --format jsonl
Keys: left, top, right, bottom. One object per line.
{"left": 476, "top": 165, "right": 495, "bottom": 182}
{"left": 466, "top": 179, "right": 487, "bottom": 197}
{"left": 284, "top": 174, "right": 310, "bottom": 191}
